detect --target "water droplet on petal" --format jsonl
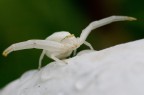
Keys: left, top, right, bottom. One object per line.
{"left": 57, "top": 92, "right": 65, "bottom": 95}
{"left": 75, "top": 78, "right": 89, "bottom": 91}
{"left": 75, "top": 81, "right": 85, "bottom": 90}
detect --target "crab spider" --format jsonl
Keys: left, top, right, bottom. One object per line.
{"left": 3, "top": 16, "right": 136, "bottom": 69}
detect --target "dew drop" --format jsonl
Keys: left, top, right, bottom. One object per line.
{"left": 57, "top": 92, "right": 65, "bottom": 95}
{"left": 75, "top": 79, "right": 88, "bottom": 91}
{"left": 75, "top": 81, "right": 84, "bottom": 90}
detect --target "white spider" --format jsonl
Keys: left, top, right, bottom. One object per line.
{"left": 2, "top": 16, "right": 136, "bottom": 69}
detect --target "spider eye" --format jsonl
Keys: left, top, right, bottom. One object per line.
{"left": 68, "top": 34, "right": 74, "bottom": 37}
{"left": 65, "top": 34, "right": 75, "bottom": 39}
{"left": 61, "top": 34, "right": 76, "bottom": 42}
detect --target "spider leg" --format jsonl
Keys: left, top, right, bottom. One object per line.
{"left": 3, "top": 40, "right": 64, "bottom": 57}
{"left": 73, "top": 41, "right": 93, "bottom": 56}
{"left": 80, "top": 16, "right": 136, "bottom": 43}
{"left": 38, "top": 50, "right": 46, "bottom": 70}
{"left": 50, "top": 54, "right": 67, "bottom": 64}
{"left": 73, "top": 49, "right": 77, "bottom": 56}
{"left": 84, "top": 41, "right": 94, "bottom": 50}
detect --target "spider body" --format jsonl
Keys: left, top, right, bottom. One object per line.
{"left": 44, "top": 31, "right": 80, "bottom": 59}
{"left": 3, "top": 16, "right": 136, "bottom": 69}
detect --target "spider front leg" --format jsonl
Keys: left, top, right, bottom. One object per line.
{"left": 3, "top": 40, "right": 64, "bottom": 57}
{"left": 80, "top": 16, "right": 136, "bottom": 43}
{"left": 3, "top": 40, "right": 67, "bottom": 69}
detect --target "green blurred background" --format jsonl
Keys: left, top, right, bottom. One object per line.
{"left": 0, "top": 0, "right": 143, "bottom": 88}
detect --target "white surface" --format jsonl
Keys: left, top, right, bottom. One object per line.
{"left": 1, "top": 39, "right": 144, "bottom": 95}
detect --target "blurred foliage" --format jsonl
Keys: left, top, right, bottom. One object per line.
{"left": 0, "top": 0, "right": 143, "bottom": 88}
